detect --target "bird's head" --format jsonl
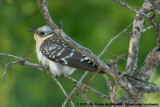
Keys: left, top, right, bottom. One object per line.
{"left": 29, "top": 25, "right": 54, "bottom": 37}
{"left": 29, "top": 25, "right": 54, "bottom": 42}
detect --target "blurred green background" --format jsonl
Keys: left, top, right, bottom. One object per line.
{"left": 0, "top": 0, "right": 160, "bottom": 107}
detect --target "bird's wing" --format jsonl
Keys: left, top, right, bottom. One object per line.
{"left": 40, "top": 35, "right": 104, "bottom": 73}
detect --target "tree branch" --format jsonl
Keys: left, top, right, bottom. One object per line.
{"left": 139, "top": 48, "right": 160, "bottom": 81}
{"left": 114, "top": 0, "right": 160, "bottom": 77}
{"left": 137, "top": 85, "right": 160, "bottom": 93}
{"left": 0, "top": 53, "right": 74, "bottom": 107}
{"left": 124, "top": 0, "right": 155, "bottom": 76}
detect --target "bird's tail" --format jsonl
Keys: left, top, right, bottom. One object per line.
{"left": 118, "top": 72, "right": 156, "bottom": 86}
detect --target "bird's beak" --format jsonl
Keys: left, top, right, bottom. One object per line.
{"left": 28, "top": 29, "right": 36, "bottom": 33}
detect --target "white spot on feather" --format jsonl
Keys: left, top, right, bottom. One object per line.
{"left": 72, "top": 49, "right": 75, "bottom": 52}
{"left": 60, "top": 52, "right": 74, "bottom": 64}
{"left": 49, "top": 44, "right": 57, "bottom": 51}
{"left": 66, "top": 52, "right": 74, "bottom": 58}
{"left": 92, "top": 63, "right": 95, "bottom": 66}
{"left": 61, "top": 58, "right": 68, "bottom": 64}
{"left": 87, "top": 60, "right": 91, "bottom": 63}
{"left": 57, "top": 48, "right": 65, "bottom": 56}
{"left": 80, "top": 57, "right": 89, "bottom": 62}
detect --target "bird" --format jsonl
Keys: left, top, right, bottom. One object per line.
{"left": 29, "top": 25, "right": 109, "bottom": 76}
{"left": 29, "top": 25, "right": 156, "bottom": 85}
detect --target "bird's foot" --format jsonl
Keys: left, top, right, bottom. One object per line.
{"left": 43, "top": 65, "right": 49, "bottom": 73}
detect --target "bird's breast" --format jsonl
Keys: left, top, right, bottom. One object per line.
{"left": 36, "top": 43, "right": 49, "bottom": 66}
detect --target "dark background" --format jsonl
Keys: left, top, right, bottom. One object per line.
{"left": 0, "top": 0, "right": 159, "bottom": 106}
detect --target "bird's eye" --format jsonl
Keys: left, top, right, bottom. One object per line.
{"left": 39, "top": 31, "right": 45, "bottom": 36}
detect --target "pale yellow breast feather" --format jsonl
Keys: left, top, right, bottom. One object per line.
{"left": 34, "top": 34, "right": 53, "bottom": 47}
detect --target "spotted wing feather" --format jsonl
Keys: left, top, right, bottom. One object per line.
{"left": 40, "top": 35, "right": 104, "bottom": 73}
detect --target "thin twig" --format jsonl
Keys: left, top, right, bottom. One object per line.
{"left": 63, "top": 75, "right": 111, "bottom": 99}
{"left": 78, "top": 92, "right": 97, "bottom": 107}
{"left": 157, "top": 26, "right": 160, "bottom": 49}
{"left": 45, "top": 72, "right": 74, "bottom": 107}
{"left": 147, "top": 17, "right": 159, "bottom": 29}
{"left": 98, "top": 23, "right": 132, "bottom": 57}
{"left": 112, "top": 60, "right": 119, "bottom": 105}
{"left": 0, "top": 53, "right": 74, "bottom": 107}
{"left": 62, "top": 71, "right": 88, "bottom": 106}
{"left": 141, "top": 25, "right": 153, "bottom": 32}
{"left": 155, "top": 9, "right": 160, "bottom": 15}
{"left": 70, "top": 94, "right": 79, "bottom": 101}
{"left": 115, "top": 0, "right": 159, "bottom": 29}
{"left": 87, "top": 68, "right": 101, "bottom": 87}
{"left": 103, "top": 75, "right": 114, "bottom": 105}
{"left": 112, "top": 60, "right": 119, "bottom": 84}
{"left": 3, "top": 61, "right": 20, "bottom": 82}
{"left": 105, "top": 51, "right": 126, "bottom": 61}
{"left": 115, "top": 0, "right": 139, "bottom": 14}
{"left": 112, "top": 83, "right": 117, "bottom": 105}
{"left": 115, "top": 0, "right": 150, "bottom": 18}
{"left": 0, "top": 53, "right": 23, "bottom": 60}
